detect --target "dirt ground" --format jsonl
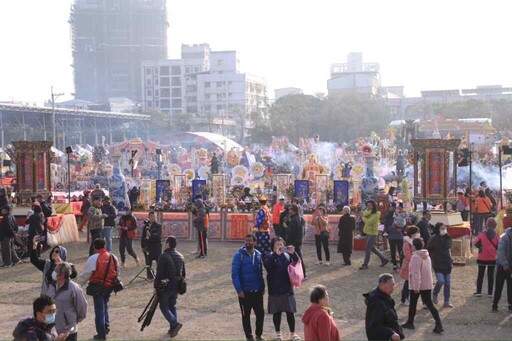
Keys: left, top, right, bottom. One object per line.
{"left": 1, "top": 238, "right": 511, "bottom": 340}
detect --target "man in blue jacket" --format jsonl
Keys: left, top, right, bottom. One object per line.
{"left": 232, "top": 234, "right": 265, "bottom": 341}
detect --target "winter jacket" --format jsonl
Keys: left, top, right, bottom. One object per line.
{"left": 80, "top": 197, "right": 90, "bottom": 215}
{"left": 476, "top": 196, "right": 492, "bottom": 214}
{"left": 363, "top": 288, "right": 404, "bottom": 341}
{"left": 400, "top": 237, "right": 413, "bottom": 280}
{"left": 408, "top": 249, "right": 434, "bottom": 291}
{"left": 474, "top": 229, "right": 500, "bottom": 264}
{"left": 337, "top": 213, "right": 354, "bottom": 255}
{"left": 427, "top": 234, "right": 453, "bottom": 274}
{"left": 142, "top": 222, "right": 163, "bottom": 259}
{"left": 101, "top": 204, "right": 117, "bottom": 227}
{"left": 496, "top": 228, "right": 512, "bottom": 268}
{"left": 302, "top": 303, "right": 340, "bottom": 341}
{"left": 0, "top": 213, "right": 17, "bottom": 239}
{"left": 27, "top": 213, "right": 44, "bottom": 243}
{"left": 46, "top": 279, "right": 88, "bottom": 334}
{"left": 287, "top": 214, "right": 304, "bottom": 247}
{"left": 385, "top": 213, "right": 404, "bottom": 241}
{"left": 41, "top": 202, "right": 53, "bottom": 218}
{"left": 362, "top": 210, "right": 381, "bottom": 236}
{"left": 30, "top": 246, "right": 77, "bottom": 296}
{"left": 264, "top": 252, "right": 298, "bottom": 296}
{"left": 416, "top": 218, "right": 432, "bottom": 246}
{"left": 12, "top": 318, "right": 58, "bottom": 341}
{"left": 312, "top": 213, "right": 329, "bottom": 236}
{"left": 154, "top": 248, "right": 186, "bottom": 291}
{"left": 77, "top": 249, "right": 120, "bottom": 288}
{"left": 193, "top": 199, "right": 207, "bottom": 231}
{"left": 87, "top": 206, "right": 104, "bottom": 231}
{"left": 231, "top": 247, "right": 265, "bottom": 293}
{"left": 272, "top": 202, "right": 285, "bottom": 225}
{"left": 119, "top": 214, "right": 138, "bottom": 239}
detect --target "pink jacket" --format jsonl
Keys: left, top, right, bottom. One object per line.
{"left": 400, "top": 237, "right": 413, "bottom": 280}
{"left": 474, "top": 230, "right": 500, "bottom": 262}
{"left": 408, "top": 249, "right": 434, "bottom": 291}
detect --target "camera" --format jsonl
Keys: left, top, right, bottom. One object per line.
{"left": 39, "top": 235, "right": 46, "bottom": 243}
{"left": 143, "top": 219, "right": 150, "bottom": 226}
{"left": 158, "top": 279, "right": 170, "bottom": 291}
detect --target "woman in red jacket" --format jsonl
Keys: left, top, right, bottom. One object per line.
{"left": 302, "top": 285, "right": 340, "bottom": 341}
{"left": 473, "top": 218, "right": 500, "bottom": 297}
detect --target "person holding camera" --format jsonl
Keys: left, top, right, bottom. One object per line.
{"left": 30, "top": 236, "right": 78, "bottom": 296}
{"left": 154, "top": 236, "right": 185, "bottom": 338}
{"left": 141, "top": 211, "right": 162, "bottom": 280}
{"left": 118, "top": 209, "right": 140, "bottom": 268}
{"left": 78, "top": 239, "right": 120, "bottom": 340}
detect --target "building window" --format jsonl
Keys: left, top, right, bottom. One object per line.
{"left": 205, "top": 94, "right": 210, "bottom": 100}
{"left": 154, "top": 79, "right": 159, "bottom": 85}
{"left": 155, "top": 90, "right": 159, "bottom": 97}
{"left": 172, "top": 99, "right": 182, "bottom": 108}
{"left": 171, "top": 66, "right": 181, "bottom": 75}
{"left": 154, "top": 67, "right": 159, "bottom": 75}
{"left": 160, "top": 77, "right": 170, "bottom": 86}
{"left": 186, "top": 66, "right": 191, "bottom": 74}
{"left": 171, "top": 88, "right": 182, "bottom": 97}
{"left": 160, "top": 66, "right": 170, "bottom": 75}
{"left": 146, "top": 89, "right": 152, "bottom": 96}
{"left": 205, "top": 82, "right": 210, "bottom": 88}
{"left": 216, "top": 81, "right": 223, "bottom": 87}
{"left": 194, "top": 66, "right": 199, "bottom": 73}
{"left": 155, "top": 100, "right": 159, "bottom": 107}
{"left": 161, "top": 88, "right": 170, "bottom": 97}
{"left": 146, "top": 68, "right": 151, "bottom": 75}
{"left": 146, "top": 101, "right": 152, "bottom": 107}
{"left": 161, "top": 99, "right": 170, "bottom": 108}
{"left": 171, "top": 77, "right": 181, "bottom": 86}
{"left": 146, "top": 79, "right": 151, "bottom": 86}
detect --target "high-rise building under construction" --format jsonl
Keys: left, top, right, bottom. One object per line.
{"left": 70, "top": 0, "right": 168, "bottom": 104}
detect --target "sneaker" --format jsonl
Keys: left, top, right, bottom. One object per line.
{"left": 443, "top": 302, "right": 454, "bottom": 308}
{"left": 135, "top": 257, "right": 140, "bottom": 266}
{"left": 380, "top": 259, "right": 389, "bottom": 267}
{"left": 422, "top": 305, "right": 429, "bottom": 310}
{"left": 170, "top": 322, "right": 183, "bottom": 338}
{"left": 492, "top": 304, "right": 498, "bottom": 312}
{"left": 121, "top": 262, "right": 126, "bottom": 269}
{"left": 255, "top": 336, "right": 265, "bottom": 341}
{"left": 433, "top": 325, "right": 444, "bottom": 334}
{"left": 325, "top": 262, "right": 331, "bottom": 266}
{"left": 93, "top": 336, "right": 106, "bottom": 340}
{"left": 274, "top": 333, "right": 282, "bottom": 341}
{"left": 473, "top": 292, "right": 482, "bottom": 297}
{"left": 291, "top": 335, "right": 301, "bottom": 341}
{"left": 196, "top": 255, "right": 206, "bottom": 259}
{"left": 488, "top": 294, "right": 494, "bottom": 298}
{"left": 359, "top": 265, "right": 369, "bottom": 270}
{"left": 400, "top": 300, "right": 409, "bottom": 306}
{"left": 401, "top": 322, "right": 415, "bottom": 329}
{"left": 432, "top": 295, "right": 438, "bottom": 305}
{"left": 392, "top": 265, "right": 398, "bottom": 271}
{"left": 191, "top": 250, "right": 199, "bottom": 255}
{"left": 315, "top": 261, "right": 323, "bottom": 265}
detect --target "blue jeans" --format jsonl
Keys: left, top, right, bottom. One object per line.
{"left": 93, "top": 291, "right": 111, "bottom": 337}
{"left": 101, "top": 227, "right": 113, "bottom": 252}
{"left": 159, "top": 290, "right": 179, "bottom": 329}
{"left": 433, "top": 272, "right": 451, "bottom": 302}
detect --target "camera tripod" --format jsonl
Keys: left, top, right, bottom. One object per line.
{"left": 129, "top": 265, "right": 156, "bottom": 285}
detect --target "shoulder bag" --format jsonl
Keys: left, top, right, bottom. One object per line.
{"left": 169, "top": 253, "right": 187, "bottom": 295}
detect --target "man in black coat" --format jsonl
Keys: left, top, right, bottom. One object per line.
{"left": 286, "top": 204, "right": 306, "bottom": 278}
{"left": 0, "top": 205, "right": 20, "bottom": 267}
{"left": 155, "top": 236, "right": 185, "bottom": 338}
{"left": 141, "top": 211, "right": 162, "bottom": 279}
{"left": 364, "top": 273, "right": 404, "bottom": 341}
{"left": 416, "top": 210, "right": 432, "bottom": 246}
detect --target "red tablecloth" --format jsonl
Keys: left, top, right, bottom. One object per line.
{"left": 447, "top": 225, "right": 471, "bottom": 239}
{"left": 71, "top": 202, "right": 83, "bottom": 216}
{"left": 12, "top": 215, "right": 65, "bottom": 233}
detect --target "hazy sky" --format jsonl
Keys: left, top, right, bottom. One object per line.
{"left": 1, "top": 0, "right": 512, "bottom": 104}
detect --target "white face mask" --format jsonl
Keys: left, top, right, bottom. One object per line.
{"left": 440, "top": 230, "right": 447, "bottom": 236}
{"left": 51, "top": 271, "right": 58, "bottom": 282}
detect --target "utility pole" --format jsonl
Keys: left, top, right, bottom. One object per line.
{"left": 51, "top": 86, "right": 64, "bottom": 147}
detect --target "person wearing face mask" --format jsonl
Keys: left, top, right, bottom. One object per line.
{"left": 46, "top": 262, "right": 88, "bottom": 340}
{"left": 473, "top": 218, "right": 500, "bottom": 298}
{"left": 232, "top": 234, "right": 266, "bottom": 341}
{"left": 302, "top": 285, "right": 340, "bottom": 341}
{"left": 400, "top": 226, "right": 420, "bottom": 305}
{"left": 427, "top": 223, "right": 453, "bottom": 308}
{"left": 416, "top": 210, "right": 432, "bottom": 246}
{"left": 30, "top": 237, "right": 78, "bottom": 296}
{"left": 13, "top": 295, "right": 70, "bottom": 341}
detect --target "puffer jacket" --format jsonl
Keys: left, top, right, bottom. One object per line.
{"left": 474, "top": 229, "right": 500, "bottom": 264}
{"left": 427, "top": 233, "right": 453, "bottom": 274}
{"left": 154, "top": 248, "right": 186, "bottom": 291}
{"left": 231, "top": 247, "right": 265, "bottom": 294}
{"left": 264, "top": 252, "right": 298, "bottom": 296}
{"left": 408, "top": 249, "right": 434, "bottom": 291}
{"left": 363, "top": 288, "right": 404, "bottom": 341}
{"left": 46, "top": 279, "right": 88, "bottom": 334}
{"left": 496, "top": 228, "right": 512, "bottom": 268}
{"left": 400, "top": 237, "right": 413, "bottom": 280}
{"left": 362, "top": 210, "right": 381, "bottom": 236}
{"left": 12, "top": 318, "right": 58, "bottom": 341}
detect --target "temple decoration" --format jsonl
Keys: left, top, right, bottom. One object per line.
{"left": 275, "top": 174, "right": 292, "bottom": 199}
{"left": 13, "top": 141, "right": 53, "bottom": 205}
{"left": 212, "top": 174, "right": 226, "bottom": 206}
{"left": 360, "top": 144, "right": 379, "bottom": 203}
{"left": 173, "top": 175, "right": 188, "bottom": 205}
{"left": 315, "top": 174, "right": 329, "bottom": 205}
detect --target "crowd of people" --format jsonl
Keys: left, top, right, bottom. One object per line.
{"left": 4, "top": 186, "right": 512, "bottom": 341}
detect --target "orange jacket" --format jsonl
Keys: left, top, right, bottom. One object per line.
{"left": 272, "top": 202, "right": 285, "bottom": 225}
{"left": 476, "top": 196, "right": 492, "bottom": 214}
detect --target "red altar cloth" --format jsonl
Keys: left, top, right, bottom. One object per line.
{"left": 447, "top": 224, "right": 471, "bottom": 239}
{"left": 11, "top": 215, "right": 65, "bottom": 233}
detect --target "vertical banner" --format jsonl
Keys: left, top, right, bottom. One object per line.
{"left": 275, "top": 174, "right": 291, "bottom": 199}
{"left": 212, "top": 174, "right": 226, "bottom": 206}
{"left": 192, "top": 179, "right": 207, "bottom": 202}
{"left": 333, "top": 180, "right": 349, "bottom": 207}
{"left": 22, "top": 153, "right": 34, "bottom": 191}
{"left": 230, "top": 214, "right": 249, "bottom": 239}
{"left": 173, "top": 175, "right": 188, "bottom": 205}
{"left": 426, "top": 149, "right": 444, "bottom": 197}
{"left": 294, "top": 180, "right": 309, "bottom": 202}
{"left": 156, "top": 180, "right": 171, "bottom": 203}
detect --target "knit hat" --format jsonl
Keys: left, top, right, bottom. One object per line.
{"left": 486, "top": 218, "right": 497, "bottom": 229}
{"left": 394, "top": 216, "right": 406, "bottom": 228}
